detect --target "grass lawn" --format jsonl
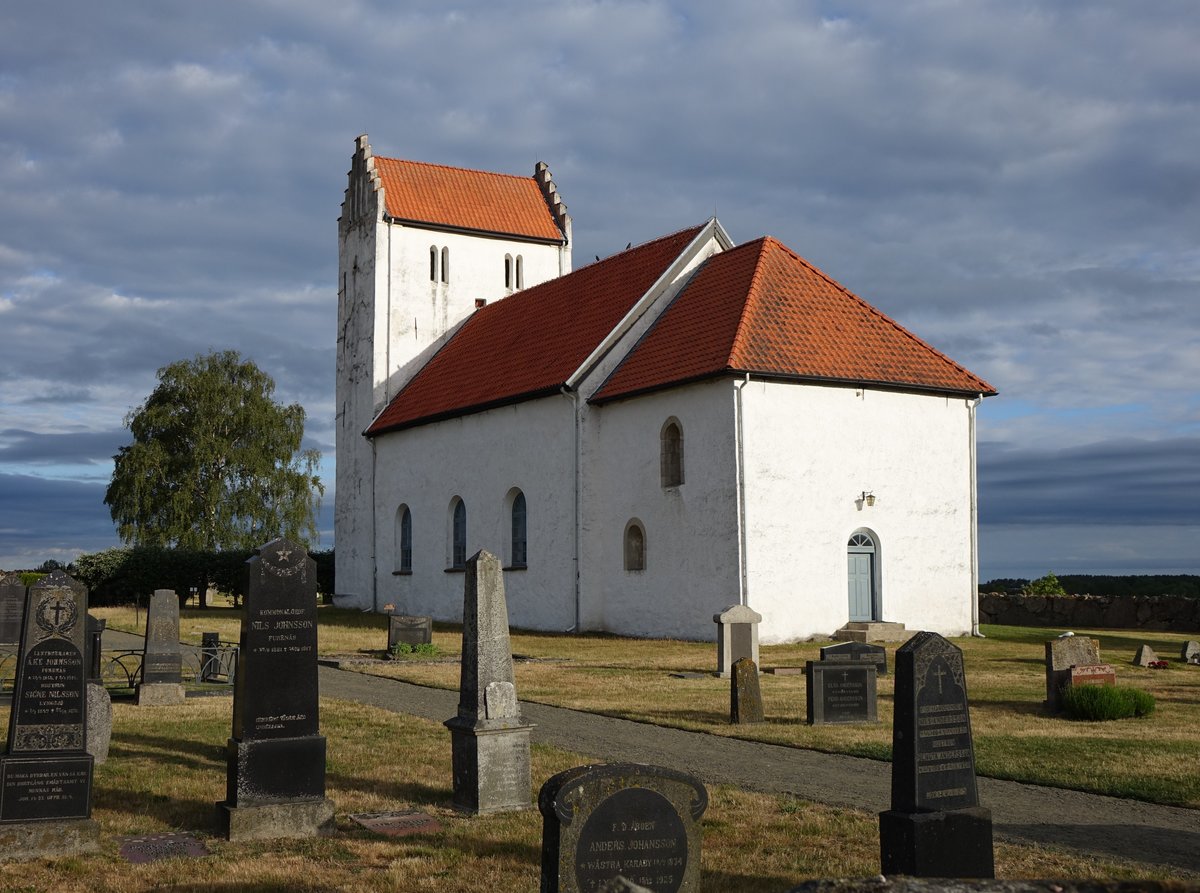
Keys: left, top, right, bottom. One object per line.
{"left": 0, "top": 696, "right": 1185, "bottom": 890}
{"left": 94, "top": 605, "right": 1200, "bottom": 807}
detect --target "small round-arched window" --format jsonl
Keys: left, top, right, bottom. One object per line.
{"left": 624, "top": 521, "right": 646, "bottom": 572}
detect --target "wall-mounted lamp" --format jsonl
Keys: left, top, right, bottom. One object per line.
{"left": 860, "top": 491, "right": 876, "bottom": 507}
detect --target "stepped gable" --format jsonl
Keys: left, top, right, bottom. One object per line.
{"left": 592, "top": 236, "right": 996, "bottom": 403}
{"left": 373, "top": 156, "right": 567, "bottom": 242}
{"left": 366, "top": 225, "right": 706, "bottom": 435}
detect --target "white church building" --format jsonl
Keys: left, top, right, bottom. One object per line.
{"left": 334, "top": 135, "right": 996, "bottom": 643}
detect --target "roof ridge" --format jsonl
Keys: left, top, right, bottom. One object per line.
{"left": 765, "top": 238, "right": 993, "bottom": 392}
{"left": 375, "top": 155, "right": 538, "bottom": 184}
{"left": 727, "top": 237, "right": 773, "bottom": 366}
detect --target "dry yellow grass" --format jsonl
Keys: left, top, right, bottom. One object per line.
{"left": 0, "top": 695, "right": 1186, "bottom": 890}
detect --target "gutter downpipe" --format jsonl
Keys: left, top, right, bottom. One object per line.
{"left": 371, "top": 436, "right": 379, "bottom": 614}
{"left": 734, "top": 374, "right": 751, "bottom": 606}
{"left": 563, "top": 386, "right": 581, "bottom": 632}
{"left": 969, "top": 394, "right": 983, "bottom": 636}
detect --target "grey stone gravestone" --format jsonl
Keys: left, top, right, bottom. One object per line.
{"left": 1133, "top": 644, "right": 1158, "bottom": 667}
{"left": 84, "top": 614, "right": 111, "bottom": 764}
{"left": 138, "top": 589, "right": 185, "bottom": 705}
{"left": 713, "top": 604, "right": 761, "bottom": 677}
{"left": 388, "top": 613, "right": 433, "bottom": 650}
{"left": 806, "top": 661, "right": 878, "bottom": 725}
{"left": 1044, "top": 636, "right": 1102, "bottom": 712}
{"left": 445, "top": 550, "right": 534, "bottom": 814}
{"left": 879, "top": 631, "right": 993, "bottom": 879}
{"left": 0, "top": 571, "right": 99, "bottom": 859}
{"left": 0, "top": 573, "right": 25, "bottom": 645}
{"left": 821, "top": 640, "right": 888, "bottom": 676}
{"left": 538, "top": 763, "right": 708, "bottom": 893}
{"left": 217, "top": 538, "right": 334, "bottom": 840}
{"left": 730, "top": 657, "right": 764, "bottom": 724}
{"left": 1181, "top": 641, "right": 1200, "bottom": 663}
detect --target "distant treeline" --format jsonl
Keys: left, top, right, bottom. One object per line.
{"left": 981, "top": 575, "right": 1200, "bottom": 599}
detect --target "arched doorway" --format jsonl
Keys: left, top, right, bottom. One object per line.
{"left": 847, "top": 531, "right": 878, "bottom": 621}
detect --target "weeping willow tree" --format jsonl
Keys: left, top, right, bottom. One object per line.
{"left": 105, "top": 350, "right": 323, "bottom": 553}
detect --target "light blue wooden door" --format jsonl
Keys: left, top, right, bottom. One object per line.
{"left": 847, "top": 532, "right": 877, "bottom": 621}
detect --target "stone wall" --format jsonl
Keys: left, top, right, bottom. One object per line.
{"left": 979, "top": 592, "right": 1200, "bottom": 633}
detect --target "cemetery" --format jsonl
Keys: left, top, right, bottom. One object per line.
{"left": 0, "top": 559, "right": 1197, "bottom": 889}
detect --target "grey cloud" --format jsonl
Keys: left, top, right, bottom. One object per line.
{"left": 979, "top": 437, "right": 1200, "bottom": 526}
{"left": 0, "top": 429, "right": 126, "bottom": 466}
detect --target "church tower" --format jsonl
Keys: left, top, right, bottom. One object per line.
{"left": 335, "top": 135, "right": 571, "bottom": 607}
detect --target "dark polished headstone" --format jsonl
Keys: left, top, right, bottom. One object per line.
{"left": 445, "top": 550, "right": 534, "bottom": 815}
{"left": 388, "top": 614, "right": 433, "bottom": 649}
{"left": 0, "top": 571, "right": 98, "bottom": 857}
{"left": 217, "top": 538, "right": 334, "bottom": 840}
{"left": 806, "top": 661, "right": 878, "bottom": 725}
{"left": 821, "top": 641, "right": 888, "bottom": 676}
{"left": 0, "top": 573, "right": 25, "bottom": 646}
{"left": 138, "top": 589, "right": 185, "bottom": 705}
{"left": 539, "top": 763, "right": 708, "bottom": 893}
{"left": 880, "top": 630, "right": 993, "bottom": 879}
{"left": 730, "top": 657, "right": 764, "bottom": 724}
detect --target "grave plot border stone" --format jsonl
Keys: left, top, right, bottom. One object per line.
{"left": 806, "top": 661, "right": 878, "bottom": 725}
{"left": 216, "top": 538, "right": 334, "bottom": 841}
{"left": 538, "top": 762, "right": 708, "bottom": 893}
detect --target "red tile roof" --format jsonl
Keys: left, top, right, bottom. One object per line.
{"left": 592, "top": 237, "right": 996, "bottom": 402}
{"left": 366, "top": 225, "right": 707, "bottom": 435}
{"left": 373, "top": 157, "right": 565, "bottom": 242}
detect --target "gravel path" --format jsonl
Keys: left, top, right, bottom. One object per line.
{"left": 104, "top": 629, "right": 1200, "bottom": 873}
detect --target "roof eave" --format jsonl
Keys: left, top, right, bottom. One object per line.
{"left": 382, "top": 214, "right": 566, "bottom": 246}
{"left": 366, "top": 384, "right": 566, "bottom": 437}
{"left": 589, "top": 369, "right": 997, "bottom": 406}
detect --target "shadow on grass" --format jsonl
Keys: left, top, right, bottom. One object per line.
{"left": 702, "top": 868, "right": 806, "bottom": 893}
{"left": 325, "top": 770, "right": 449, "bottom": 810}
{"left": 113, "top": 730, "right": 228, "bottom": 765}
{"left": 93, "top": 781, "right": 221, "bottom": 832}
{"left": 997, "top": 821, "right": 1200, "bottom": 874}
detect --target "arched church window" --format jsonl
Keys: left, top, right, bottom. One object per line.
{"left": 661, "top": 419, "right": 684, "bottom": 487}
{"left": 395, "top": 505, "right": 412, "bottom": 573}
{"left": 515, "top": 255, "right": 524, "bottom": 289}
{"left": 441, "top": 246, "right": 450, "bottom": 283}
{"left": 624, "top": 520, "right": 646, "bottom": 572}
{"left": 450, "top": 497, "right": 467, "bottom": 569}
{"left": 505, "top": 254, "right": 513, "bottom": 290}
{"left": 510, "top": 490, "right": 527, "bottom": 568}
{"left": 430, "top": 245, "right": 438, "bottom": 282}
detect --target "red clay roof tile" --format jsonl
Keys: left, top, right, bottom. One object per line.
{"left": 366, "top": 225, "right": 706, "bottom": 435}
{"left": 374, "top": 156, "right": 565, "bottom": 242}
{"left": 592, "top": 237, "right": 996, "bottom": 402}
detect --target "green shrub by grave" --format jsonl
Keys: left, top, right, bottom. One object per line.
{"left": 389, "top": 641, "right": 438, "bottom": 658}
{"left": 1062, "top": 683, "right": 1155, "bottom": 721}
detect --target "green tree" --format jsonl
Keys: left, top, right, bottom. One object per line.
{"left": 104, "top": 350, "right": 323, "bottom": 553}
{"left": 1025, "top": 572, "right": 1067, "bottom": 596}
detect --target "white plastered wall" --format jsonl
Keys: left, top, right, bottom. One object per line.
{"left": 738, "top": 380, "right": 976, "bottom": 643}
{"left": 580, "top": 379, "right": 742, "bottom": 640}
{"left": 370, "top": 395, "right": 577, "bottom": 630}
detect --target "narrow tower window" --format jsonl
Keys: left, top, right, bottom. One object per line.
{"left": 430, "top": 245, "right": 438, "bottom": 282}
{"left": 510, "top": 491, "right": 527, "bottom": 568}
{"left": 441, "top": 246, "right": 450, "bottom": 283}
{"left": 450, "top": 498, "right": 467, "bottom": 569}
{"left": 505, "top": 254, "right": 513, "bottom": 290}
{"left": 624, "top": 520, "right": 646, "bottom": 571}
{"left": 515, "top": 255, "right": 524, "bottom": 289}
{"left": 661, "top": 419, "right": 684, "bottom": 487}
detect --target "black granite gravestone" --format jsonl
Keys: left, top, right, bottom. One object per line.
{"left": 820, "top": 640, "right": 888, "bottom": 676}
{"left": 879, "top": 630, "right": 993, "bottom": 878}
{"left": 0, "top": 573, "right": 25, "bottom": 645}
{"left": 388, "top": 614, "right": 433, "bottom": 650}
{"left": 539, "top": 763, "right": 708, "bottom": 893}
{"left": 806, "top": 662, "right": 878, "bottom": 725}
{"left": 0, "top": 571, "right": 99, "bottom": 858}
{"left": 138, "top": 589, "right": 185, "bottom": 705}
{"left": 730, "top": 657, "right": 764, "bottom": 724}
{"left": 217, "top": 538, "right": 334, "bottom": 840}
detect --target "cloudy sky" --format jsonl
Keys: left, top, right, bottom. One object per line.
{"left": 1, "top": 1, "right": 1197, "bottom": 581}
